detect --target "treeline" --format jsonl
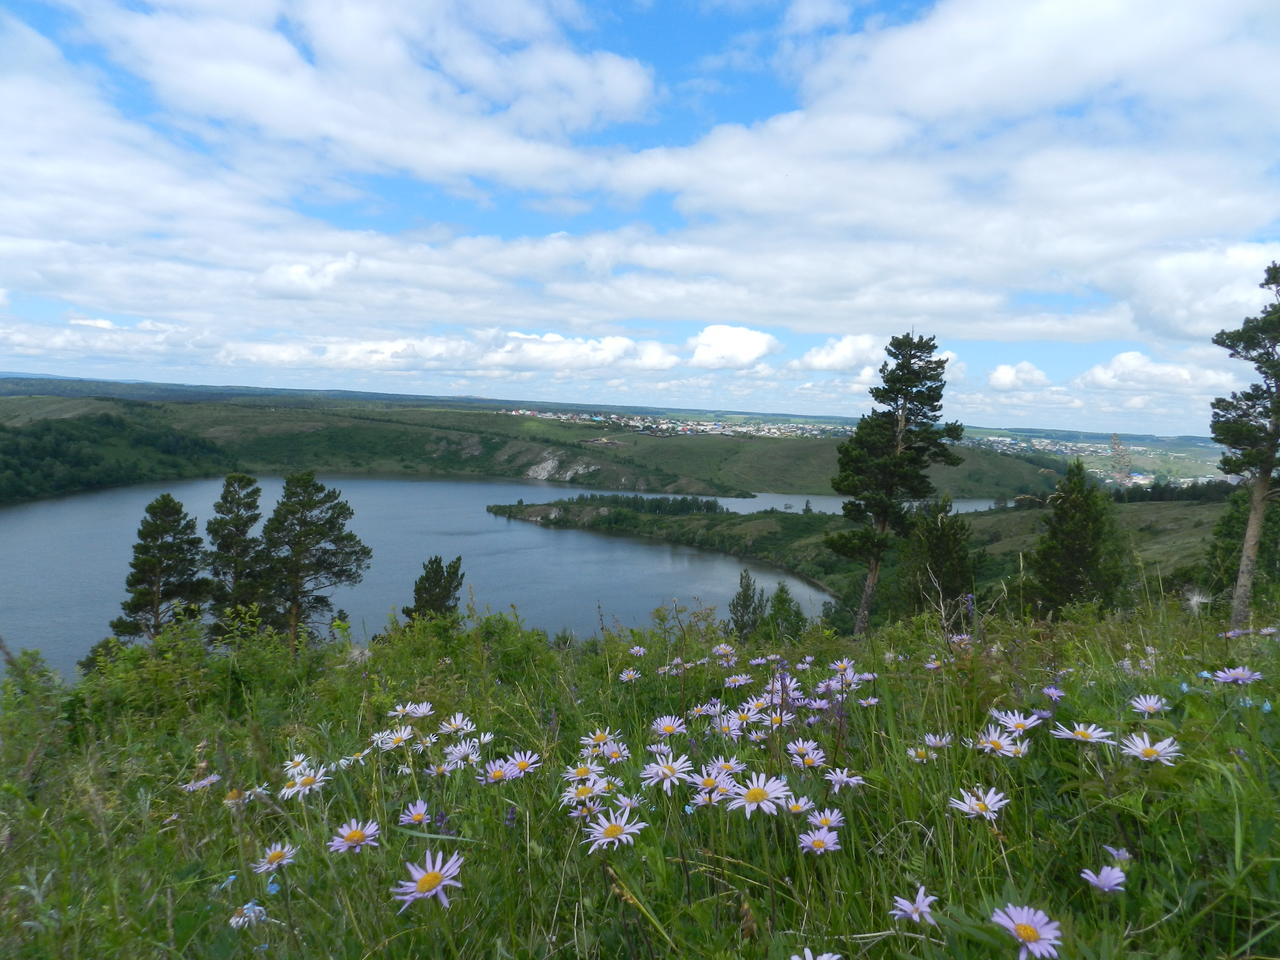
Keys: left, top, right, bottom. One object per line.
{"left": 0, "top": 414, "right": 233, "bottom": 504}
{"left": 1111, "top": 479, "right": 1236, "bottom": 503}
{"left": 565, "top": 493, "right": 729, "bottom": 515}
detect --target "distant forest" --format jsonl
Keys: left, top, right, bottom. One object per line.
{"left": 0, "top": 414, "right": 233, "bottom": 503}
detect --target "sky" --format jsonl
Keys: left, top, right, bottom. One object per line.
{"left": 2, "top": 0, "right": 1279, "bottom": 434}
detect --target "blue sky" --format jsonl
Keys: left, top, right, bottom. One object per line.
{"left": 1, "top": 0, "right": 1279, "bottom": 433}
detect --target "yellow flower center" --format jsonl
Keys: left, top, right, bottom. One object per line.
{"left": 975, "top": 802, "right": 989, "bottom": 812}
{"left": 411, "top": 813, "right": 426, "bottom": 822}
{"left": 771, "top": 716, "right": 782, "bottom": 725}
{"left": 345, "top": 829, "right": 366, "bottom": 844}
{"left": 416, "top": 870, "right": 444, "bottom": 893}
{"left": 593, "top": 733, "right": 608, "bottom": 742}
{"left": 811, "top": 839, "right": 826, "bottom": 849}
{"left": 1141, "top": 747, "right": 1158, "bottom": 759}
{"left": 803, "top": 756, "right": 816, "bottom": 766}
{"left": 602, "top": 823, "right": 624, "bottom": 839}
{"left": 1013, "top": 923, "right": 1040, "bottom": 943}
{"left": 266, "top": 850, "right": 285, "bottom": 864}
{"left": 991, "top": 740, "right": 1004, "bottom": 751}
{"left": 517, "top": 760, "right": 530, "bottom": 770}
{"left": 660, "top": 765, "right": 675, "bottom": 776}
{"left": 575, "top": 767, "right": 590, "bottom": 777}
{"left": 744, "top": 787, "right": 768, "bottom": 804}
{"left": 819, "top": 817, "right": 832, "bottom": 826}
{"left": 576, "top": 785, "right": 593, "bottom": 798}
{"left": 225, "top": 789, "right": 244, "bottom": 803}
{"left": 662, "top": 725, "right": 675, "bottom": 734}
{"left": 490, "top": 769, "right": 506, "bottom": 779}
{"left": 299, "top": 776, "right": 316, "bottom": 787}
{"left": 1075, "top": 729, "right": 1092, "bottom": 739}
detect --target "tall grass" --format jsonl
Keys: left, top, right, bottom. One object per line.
{"left": 1, "top": 602, "right": 1277, "bottom": 958}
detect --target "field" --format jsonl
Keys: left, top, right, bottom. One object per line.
{"left": 2, "top": 604, "right": 1277, "bottom": 958}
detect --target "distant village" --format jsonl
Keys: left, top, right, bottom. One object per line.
{"left": 503, "top": 407, "right": 1226, "bottom": 487}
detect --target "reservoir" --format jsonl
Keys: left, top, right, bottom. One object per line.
{"left": 0, "top": 476, "right": 847, "bottom": 679}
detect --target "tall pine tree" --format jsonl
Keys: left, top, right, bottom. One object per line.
{"left": 893, "top": 495, "right": 980, "bottom": 617}
{"left": 1209, "top": 262, "right": 1280, "bottom": 628}
{"left": 403, "top": 555, "right": 465, "bottom": 619}
{"left": 111, "top": 493, "right": 209, "bottom": 639}
{"left": 205, "top": 473, "right": 265, "bottom": 625}
{"left": 1028, "top": 459, "right": 1126, "bottom": 614}
{"left": 261, "top": 472, "right": 372, "bottom": 653}
{"left": 827, "top": 333, "right": 962, "bottom": 634}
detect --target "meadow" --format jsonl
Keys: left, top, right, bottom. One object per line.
{"left": 2, "top": 600, "right": 1277, "bottom": 958}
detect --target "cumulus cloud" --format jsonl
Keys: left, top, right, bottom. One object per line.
{"left": 988, "top": 361, "right": 1049, "bottom": 391}
{"left": 791, "top": 333, "right": 882, "bottom": 370}
{"left": 257, "top": 254, "right": 359, "bottom": 298}
{"left": 687, "top": 324, "right": 781, "bottom": 369}
{"left": 1074, "top": 350, "right": 1236, "bottom": 393}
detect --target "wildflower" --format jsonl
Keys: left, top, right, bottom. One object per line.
{"left": 1007, "top": 740, "right": 1032, "bottom": 758}
{"left": 1042, "top": 686, "right": 1065, "bottom": 702}
{"left": 600, "top": 741, "right": 631, "bottom": 764}
{"left": 1103, "top": 844, "right": 1132, "bottom": 862}
{"left": 619, "top": 668, "right": 641, "bottom": 682}
{"left": 252, "top": 842, "right": 297, "bottom": 874}
{"left": 387, "top": 703, "right": 414, "bottom": 718}
{"left": 377, "top": 726, "right": 415, "bottom": 750}
{"left": 582, "top": 808, "right": 648, "bottom": 853}
{"left": 581, "top": 728, "right": 622, "bottom": 747}
{"left": 924, "top": 733, "right": 953, "bottom": 748}
{"left": 279, "top": 766, "right": 329, "bottom": 800}
{"left": 1081, "top": 865, "right": 1126, "bottom": 892}
{"left": 1130, "top": 694, "right": 1169, "bottom": 715}
{"left": 907, "top": 746, "right": 936, "bottom": 763}
{"left": 281, "top": 754, "right": 311, "bottom": 774}
{"left": 991, "top": 904, "right": 1062, "bottom": 959}
{"left": 561, "top": 780, "right": 605, "bottom": 807}
{"left": 564, "top": 761, "right": 603, "bottom": 782}
{"left": 715, "top": 717, "right": 744, "bottom": 739}
{"left": 829, "top": 658, "right": 854, "bottom": 673}
{"left": 640, "top": 755, "right": 693, "bottom": 794}
{"left": 948, "top": 786, "right": 1009, "bottom": 820}
{"left": 790, "top": 950, "right": 841, "bottom": 960}
{"left": 728, "top": 773, "right": 790, "bottom": 817}
{"left": 786, "top": 796, "right": 816, "bottom": 814}
{"left": 508, "top": 751, "right": 542, "bottom": 774}
{"left": 438, "top": 713, "right": 475, "bottom": 735}
{"left": 478, "top": 759, "right": 518, "bottom": 784}
{"left": 808, "top": 807, "right": 845, "bottom": 828}
{"left": 400, "top": 800, "right": 430, "bottom": 826}
{"left": 688, "top": 767, "right": 734, "bottom": 794}
{"left": 651, "top": 715, "right": 687, "bottom": 737}
{"left": 858, "top": 697, "right": 879, "bottom": 707}
{"left": 790, "top": 747, "right": 826, "bottom": 770}
{"left": 223, "top": 788, "right": 247, "bottom": 809}
{"left": 614, "top": 794, "right": 643, "bottom": 811}
{"left": 889, "top": 885, "right": 938, "bottom": 925}
{"left": 768, "top": 710, "right": 795, "bottom": 729}
{"left": 975, "top": 725, "right": 1019, "bottom": 756}
{"left": 824, "top": 768, "right": 865, "bottom": 793}
{"left": 339, "top": 749, "right": 371, "bottom": 768}
{"left": 1050, "top": 722, "right": 1115, "bottom": 744}
{"left": 229, "top": 901, "right": 268, "bottom": 929}
{"left": 725, "top": 673, "right": 754, "bottom": 688}
{"left": 798, "top": 826, "right": 841, "bottom": 854}
{"left": 992, "top": 710, "right": 1042, "bottom": 734}
{"left": 733, "top": 704, "right": 762, "bottom": 725}
{"left": 629, "top": 645, "right": 646, "bottom": 656}
{"left": 1119, "top": 732, "right": 1181, "bottom": 765}
{"left": 1213, "top": 666, "right": 1263, "bottom": 685}
{"left": 391, "top": 851, "right": 464, "bottom": 911}
{"left": 328, "top": 819, "right": 380, "bottom": 853}
{"left": 181, "top": 773, "right": 222, "bottom": 792}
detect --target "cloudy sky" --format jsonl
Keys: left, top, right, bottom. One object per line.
{"left": 2, "top": 0, "right": 1278, "bottom": 433}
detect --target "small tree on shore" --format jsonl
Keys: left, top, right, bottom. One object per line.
{"left": 403, "top": 555, "right": 465, "bottom": 619}
{"left": 827, "top": 333, "right": 963, "bottom": 633}
{"left": 1209, "top": 262, "right": 1280, "bottom": 628}
{"left": 111, "top": 493, "right": 209, "bottom": 639}
{"left": 727, "top": 569, "right": 767, "bottom": 639}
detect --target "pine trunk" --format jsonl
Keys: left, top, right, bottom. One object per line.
{"left": 1230, "top": 474, "right": 1271, "bottom": 629}
{"left": 854, "top": 555, "right": 882, "bottom": 636}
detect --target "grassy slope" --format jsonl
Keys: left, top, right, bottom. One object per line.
{"left": 2, "top": 606, "right": 1277, "bottom": 957}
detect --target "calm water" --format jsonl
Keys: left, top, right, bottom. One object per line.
{"left": 0, "top": 477, "right": 844, "bottom": 679}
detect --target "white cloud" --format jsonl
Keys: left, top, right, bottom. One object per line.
{"left": 1074, "top": 350, "right": 1236, "bottom": 393}
{"left": 69, "top": 317, "right": 116, "bottom": 330}
{"left": 257, "top": 253, "right": 359, "bottom": 298}
{"left": 687, "top": 324, "right": 781, "bottom": 369}
{"left": 988, "top": 361, "right": 1048, "bottom": 391}
{"left": 791, "top": 333, "right": 881, "bottom": 370}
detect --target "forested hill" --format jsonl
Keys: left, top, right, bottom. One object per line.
{"left": 0, "top": 389, "right": 1064, "bottom": 505}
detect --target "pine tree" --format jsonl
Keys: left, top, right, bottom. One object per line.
{"left": 205, "top": 473, "right": 265, "bottom": 624}
{"left": 1203, "top": 490, "right": 1280, "bottom": 602}
{"left": 403, "top": 555, "right": 465, "bottom": 619}
{"left": 726, "top": 569, "right": 767, "bottom": 639}
{"left": 894, "top": 496, "right": 980, "bottom": 616}
{"left": 1209, "top": 262, "right": 1280, "bottom": 628}
{"left": 111, "top": 493, "right": 210, "bottom": 639}
{"left": 1028, "top": 459, "right": 1126, "bottom": 614}
{"left": 827, "top": 333, "right": 963, "bottom": 633}
{"left": 763, "top": 582, "right": 807, "bottom": 642}
{"left": 260, "top": 472, "right": 372, "bottom": 653}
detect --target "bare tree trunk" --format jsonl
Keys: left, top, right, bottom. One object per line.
{"left": 854, "top": 555, "right": 882, "bottom": 635}
{"left": 1230, "top": 475, "right": 1271, "bottom": 629}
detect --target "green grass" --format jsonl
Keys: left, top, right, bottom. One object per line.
{"left": 2, "top": 602, "right": 1278, "bottom": 958}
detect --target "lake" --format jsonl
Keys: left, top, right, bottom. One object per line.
{"left": 0, "top": 476, "right": 859, "bottom": 679}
